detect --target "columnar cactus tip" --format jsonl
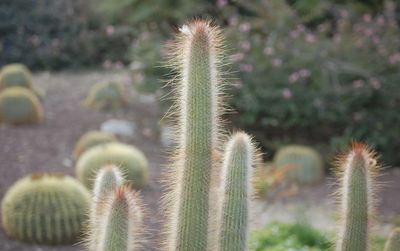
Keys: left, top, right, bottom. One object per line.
{"left": 217, "top": 132, "right": 257, "bottom": 251}
{"left": 164, "top": 20, "right": 225, "bottom": 251}
{"left": 335, "top": 142, "right": 379, "bottom": 251}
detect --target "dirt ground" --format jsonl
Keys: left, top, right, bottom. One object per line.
{"left": 0, "top": 71, "right": 399, "bottom": 250}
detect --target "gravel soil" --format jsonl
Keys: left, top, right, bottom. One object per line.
{"left": 0, "top": 71, "right": 399, "bottom": 250}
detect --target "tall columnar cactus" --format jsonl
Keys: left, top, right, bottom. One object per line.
{"left": 384, "top": 228, "right": 400, "bottom": 251}
{"left": 217, "top": 132, "right": 257, "bottom": 251}
{"left": 164, "top": 20, "right": 224, "bottom": 251}
{"left": 1, "top": 173, "right": 90, "bottom": 244}
{"left": 96, "top": 186, "right": 144, "bottom": 251}
{"left": 89, "top": 165, "right": 124, "bottom": 251}
{"left": 335, "top": 143, "right": 379, "bottom": 251}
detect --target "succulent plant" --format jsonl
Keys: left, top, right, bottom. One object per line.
{"left": 335, "top": 143, "right": 379, "bottom": 251}
{"left": 0, "top": 63, "right": 33, "bottom": 90}
{"left": 163, "top": 20, "right": 225, "bottom": 251}
{"left": 0, "top": 86, "right": 43, "bottom": 125}
{"left": 95, "top": 186, "right": 145, "bottom": 251}
{"left": 89, "top": 165, "right": 124, "bottom": 251}
{"left": 1, "top": 173, "right": 91, "bottom": 244}
{"left": 384, "top": 228, "right": 400, "bottom": 251}
{"left": 76, "top": 142, "right": 149, "bottom": 190}
{"left": 85, "top": 82, "right": 127, "bottom": 111}
{"left": 74, "top": 130, "right": 118, "bottom": 159}
{"left": 217, "top": 132, "right": 257, "bottom": 251}
{"left": 274, "top": 145, "right": 324, "bottom": 185}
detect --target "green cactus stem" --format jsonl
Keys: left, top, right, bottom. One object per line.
{"left": 384, "top": 228, "right": 400, "bottom": 251}
{"left": 336, "top": 143, "right": 379, "bottom": 251}
{"left": 0, "top": 63, "right": 33, "bottom": 90}
{"left": 165, "top": 20, "right": 224, "bottom": 251}
{"left": 217, "top": 132, "right": 256, "bottom": 251}
{"left": 97, "top": 186, "right": 144, "bottom": 251}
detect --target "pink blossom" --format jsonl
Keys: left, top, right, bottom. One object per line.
{"left": 363, "top": 14, "right": 372, "bottom": 23}
{"left": 240, "top": 41, "right": 251, "bottom": 51}
{"left": 305, "top": 33, "right": 316, "bottom": 43}
{"left": 369, "top": 78, "right": 381, "bottom": 90}
{"left": 282, "top": 88, "right": 292, "bottom": 99}
{"left": 296, "top": 24, "right": 305, "bottom": 33}
{"left": 239, "top": 22, "right": 251, "bottom": 33}
{"left": 264, "top": 47, "right": 274, "bottom": 56}
{"left": 217, "top": 0, "right": 227, "bottom": 8}
{"left": 289, "top": 30, "right": 299, "bottom": 39}
{"left": 106, "top": 25, "right": 115, "bottom": 36}
{"left": 299, "top": 69, "right": 311, "bottom": 78}
{"left": 389, "top": 53, "right": 400, "bottom": 65}
{"left": 240, "top": 64, "right": 254, "bottom": 73}
{"left": 352, "top": 80, "right": 365, "bottom": 88}
{"left": 272, "top": 58, "right": 282, "bottom": 67}
{"left": 340, "top": 9, "right": 349, "bottom": 18}
{"left": 229, "top": 17, "right": 238, "bottom": 26}
{"left": 231, "top": 53, "right": 244, "bottom": 62}
{"left": 363, "top": 28, "right": 374, "bottom": 37}
{"left": 372, "top": 36, "right": 380, "bottom": 45}
{"left": 288, "top": 72, "right": 300, "bottom": 83}
{"left": 377, "top": 16, "right": 385, "bottom": 26}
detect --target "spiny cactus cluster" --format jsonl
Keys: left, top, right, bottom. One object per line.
{"left": 0, "top": 86, "right": 43, "bottom": 125}
{"left": 73, "top": 130, "right": 118, "bottom": 159}
{"left": 85, "top": 82, "right": 127, "bottom": 111}
{"left": 87, "top": 165, "right": 145, "bottom": 251}
{"left": 76, "top": 142, "right": 149, "bottom": 190}
{"left": 274, "top": 145, "right": 324, "bottom": 185}
{"left": 1, "top": 173, "right": 91, "bottom": 244}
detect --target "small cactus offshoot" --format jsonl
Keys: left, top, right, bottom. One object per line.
{"left": 76, "top": 142, "right": 149, "bottom": 189}
{"left": 96, "top": 186, "right": 145, "bottom": 251}
{"left": 217, "top": 132, "right": 257, "bottom": 251}
{"left": 1, "top": 173, "right": 91, "bottom": 244}
{"left": 0, "top": 87, "right": 43, "bottom": 125}
{"left": 335, "top": 143, "right": 380, "bottom": 251}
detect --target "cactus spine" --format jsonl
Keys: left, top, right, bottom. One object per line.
{"left": 97, "top": 186, "right": 144, "bottom": 251}
{"left": 89, "top": 165, "right": 124, "bottom": 251}
{"left": 335, "top": 143, "right": 379, "bottom": 251}
{"left": 165, "top": 20, "right": 224, "bottom": 251}
{"left": 384, "top": 228, "right": 400, "bottom": 251}
{"left": 217, "top": 132, "right": 256, "bottom": 251}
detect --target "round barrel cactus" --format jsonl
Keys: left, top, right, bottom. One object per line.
{"left": 1, "top": 173, "right": 91, "bottom": 244}
{"left": 76, "top": 142, "right": 149, "bottom": 189}
{"left": 85, "top": 82, "right": 127, "bottom": 111}
{"left": 73, "top": 130, "right": 118, "bottom": 159}
{"left": 0, "top": 87, "right": 43, "bottom": 125}
{"left": 0, "top": 64, "right": 33, "bottom": 90}
{"left": 273, "top": 145, "right": 324, "bottom": 185}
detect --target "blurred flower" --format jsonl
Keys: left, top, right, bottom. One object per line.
{"left": 106, "top": 25, "right": 115, "bottom": 36}
{"left": 288, "top": 72, "right": 300, "bottom": 83}
{"left": 372, "top": 36, "right": 380, "bottom": 45}
{"left": 264, "top": 47, "right": 274, "bottom": 56}
{"left": 217, "top": 0, "right": 227, "bottom": 8}
{"left": 282, "top": 88, "right": 292, "bottom": 99}
{"left": 369, "top": 78, "right": 381, "bottom": 90}
{"left": 142, "top": 128, "right": 153, "bottom": 138}
{"left": 289, "top": 30, "right": 299, "bottom": 39}
{"left": 340, "top": 9, "right": 349, "bottom": 18}
{"left": 240, "top": 64, "right": 254, "bottom": 73}
{"left": 363, "top": 28, "right": 374, "bottom": 37}
{"left": 305, "top": 33, "right": 316, "bottom": 43}
{"left": 299, "top": 69, "right": 311, "bottom": 78}
{"left": 272, "top": 58, "right": 282, "bottom": 67}
{"left": 231, "top": 53, "right": 244, "bottom": 62}
{"left": 240, "top": 41, "right": 251, "bottom": 51}
{"left": 363, "top": 14, "right": 372, "bottom": 23}
{"left": 239, "top": 22, "right": 251, "bottom": 33}
{"left": 296, "top": 24, "right": 305, "bottom": 33}
{"left": 229, "top": 16, "right": 238, "bottom": 26}
{"left": 389, "top": 53, "right": 400, "bottom": 65}
{"left": 103, "top": 60, "right": 112, "bottom": 69}
{"left": 377, "top": 16, "right": 385, "bottom": 26}
{"left": 352, "top": 79, "right": 365, "bottom": 88}
{"left": 114, "top": 61, "right": 124, "bottom": 70}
